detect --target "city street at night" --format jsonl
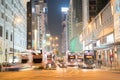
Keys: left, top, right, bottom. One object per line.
{"left": 0, "top": 67, "right": 120, "bottom": 80}
{"left": 1, "top": 0, "right": 120, "bottom": 80}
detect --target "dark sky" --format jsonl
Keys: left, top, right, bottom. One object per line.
{"left": 47, "top": 0, "right": 70, "bottom": 37}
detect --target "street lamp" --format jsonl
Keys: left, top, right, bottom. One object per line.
{"left": 12, "top": 16, "right": 22, "bottom": 63}
{"left": 49, "top": 36, "right": 59, "bottom": 63}
{"left": 49, "top": 36, "right": 58, "bottom": 50}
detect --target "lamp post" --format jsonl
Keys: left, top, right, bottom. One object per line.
{"left": 12, "top": 16, "right": 21, "bottom": 63}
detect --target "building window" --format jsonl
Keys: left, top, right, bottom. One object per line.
{"left": 40, "top": 43, "right": 42, "bottom": 46}
{"left": 40, "top": 34, "right": 42, "bottom": 36}
{"left": 1, "top": 0, "right": 4, "bottom": 5}
{"left": 28, "top": 32, "right": 31, "bottom": 35}
{"left": 28, "top": 39, "right": 31, "bottom": 42}
{"left": 6, "top": 30, "right": 8, "bottom": 39}
{"left": 10, "top": 33, "right": 12, "bottom": 41}
{"left": 89, "top": 1, "right": 96, "bottom": 5}
{"left": 89, "top": 6, "right": 96, "bottom": 10}
{"left": 28, "top": 13, "right": 31, "bottom": 17}
{"left": 5, "top": 4, "right": 7, "bottom": 9}
{"left": 14, "top": 4, "right": 16, "bottom": 8}
{"left": 11, "top": 11, "right": 13, "bottom": 15}
{"left": 0, "top": 26, "right": 3, "bottom": 37}
{"left": 28, "top": 45, "right": 31, "bottom": 49}
{"left": 1, "top": 13, "right": 4, "bottom": 19}
{"left": 12, "top": 0, "right": 13, "bottom": 4}
{"left": 5, "top": 15, "right": 7, "bottom": 21}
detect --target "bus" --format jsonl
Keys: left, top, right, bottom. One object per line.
{"left": 77, "top": 54, "right": 84, "bottom": 68}
{"left": 32, "top": 53, "right": 42, "bottom": 67}
{"left": 67, "top": 54, "right": 77, "bottom": 67}
{"left": 83, "top": 50, "right": 96, "bottom": 69}
{"left": 20, "top": 50, "right": 43, "bottom": 68}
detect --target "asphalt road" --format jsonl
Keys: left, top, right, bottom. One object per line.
{"left": 0, "top": 67, "right": 120, "bottom": 80}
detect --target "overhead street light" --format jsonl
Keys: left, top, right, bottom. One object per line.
{"left": 49, "top": 36, "right": 59, "bottom": 50}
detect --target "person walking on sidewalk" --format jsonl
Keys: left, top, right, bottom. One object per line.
{"left": 98, "top": 59, "right": 102, "bottom": 68}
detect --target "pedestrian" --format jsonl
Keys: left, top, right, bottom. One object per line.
{"left": 0, "top": 63, "right": 3, "bottom": 72}
{"left": 0, "top": 63, "right": 2, "bottom": 72}
{"left": 98, "top": 60, "right": 102, "bottom": 68}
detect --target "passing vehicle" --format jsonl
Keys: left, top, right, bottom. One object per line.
{"left": 20, "top": 50, "right": 43, "bottom": 69}
{"left": 67, "top": 54, "right": 77, "bottom": 67}
{"left": 83, "top": 50, "right": 96, "bottom": 69}
{"left": 77, "top": 54, "right": 83, "bottom": 68}
{"left": 1, "top": 62, "right": 21, "bottom": 71}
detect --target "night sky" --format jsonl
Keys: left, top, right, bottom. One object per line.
{"left": 47, "top": 0, "right": 70, "bottom": 37}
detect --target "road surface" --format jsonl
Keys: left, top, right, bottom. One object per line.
{"left": 0, "top": 67, "right": 120, "bottom": 80}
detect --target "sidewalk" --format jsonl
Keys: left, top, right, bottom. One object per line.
{"left": 101, "top": 66, "right": 120, "bottom": 72}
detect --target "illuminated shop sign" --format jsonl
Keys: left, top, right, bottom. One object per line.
{"left": 106, "top": 34, "right": 114, "bottom": 43}
{"left": 86, "top": 56, "right": 92, "bottom": 58}
{"left": 96, "top": 40, "right": 100, "bottom": 46}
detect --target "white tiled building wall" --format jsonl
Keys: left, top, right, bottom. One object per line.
{"left": 0, "top": 0, "right": 27, "bottom": 62}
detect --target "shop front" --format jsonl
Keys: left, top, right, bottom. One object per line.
{"left": 95, "top": 46, "right": 115, "bottom": 68}
{"left": 94, "top": 33, "right": 116, "bottom": 68}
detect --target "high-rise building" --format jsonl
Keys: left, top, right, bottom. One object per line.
{"left": 89, "top": 0, "right": 110, "bottom": 21}
{"left": 73, "top": 0, "right": 82, "bottom": 22}
{"left": 27, "top": 1, "right": 32, "bottom": 49}
{"left": 61, "top": 7, "right": 68, "bottom": 54}
{"left": 66, "top": 0, "right": 83, "bottom": 52}
{"left": 0, "top": 0, "right": 27, "bottom": 62}
{"left": 83, "top": 0, "right": 110, "bottom": 29}
{"left": 27, "top": 0, "right": 48, "bottom": 51}
{"left": 66, "top": 0, "right": 109, "bottom": 52}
